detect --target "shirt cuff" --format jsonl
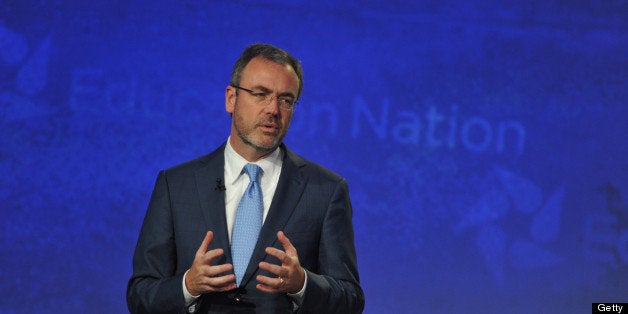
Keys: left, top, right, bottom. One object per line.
{"left": 286, "top": 269, "right": 308, "bottom": 306}
{"left": 182, "top": 270, "right": 200, "bottom": 308}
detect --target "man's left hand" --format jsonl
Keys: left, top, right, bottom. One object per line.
{"left": 256, "top": 231, "right": 305, "bottom": 294}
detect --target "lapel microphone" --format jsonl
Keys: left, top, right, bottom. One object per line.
{"left": 214, "top": 178, "right": 226, "bottom": 191}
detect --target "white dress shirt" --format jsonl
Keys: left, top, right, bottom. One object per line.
{"left": 183, "top": 138, "right": 306, "bottom": 311}
{"left": 223, "top": 138, "right": 283, "bottom": 242}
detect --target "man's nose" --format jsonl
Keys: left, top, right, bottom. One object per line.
{"left": 263, "top": 96, "right": 281, "bottom": 114}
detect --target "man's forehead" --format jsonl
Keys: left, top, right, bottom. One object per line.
{"left": 240, "top": 57, "right": 299, "bottom": 88}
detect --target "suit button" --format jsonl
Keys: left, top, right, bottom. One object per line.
{"left": 235, "top": 297, "right": 241, "bottom": 303}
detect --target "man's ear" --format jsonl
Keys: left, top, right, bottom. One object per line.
{"left": 225, "top": 85, "right": 236, "bottom": 113}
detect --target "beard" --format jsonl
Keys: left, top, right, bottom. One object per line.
{"left": 233, "top": 108, "right": 290, "bottom": 153}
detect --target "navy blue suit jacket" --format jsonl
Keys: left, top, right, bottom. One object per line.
{"left": 127, "top": 143, "right": 364, "bottom": 313}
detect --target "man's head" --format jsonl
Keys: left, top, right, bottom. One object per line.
{"left": 230, "top": 44, "right": 303, "bottom": 100}
{"left": 225, "top": 44, "right": 302, "bottom": 161}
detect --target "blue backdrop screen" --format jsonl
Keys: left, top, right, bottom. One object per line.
{"left": 1, "top": 1, "right": 627, "bottom": 313}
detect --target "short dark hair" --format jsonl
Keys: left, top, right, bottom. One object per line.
{"left": 230, "top": 43, "right": 303, "bottom": 100}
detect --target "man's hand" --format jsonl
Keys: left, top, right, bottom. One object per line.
{"left": 185, "top": 231, "right": 237, "bottom": 296}
{"left": 256, "top": 231, "right": 306, "bottom": 294}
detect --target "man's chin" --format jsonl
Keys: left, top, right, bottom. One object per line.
{"left": 245, "top": 136, "right": 281, "bottom": 152}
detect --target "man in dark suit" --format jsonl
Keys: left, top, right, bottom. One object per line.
{"left": 127, "top": 44, "right": 364, "bottom": 313}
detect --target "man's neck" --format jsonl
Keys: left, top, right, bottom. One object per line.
{"left": 228, "top": 136, "right": 278, "bottom": 162}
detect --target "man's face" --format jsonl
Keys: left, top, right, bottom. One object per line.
{"left": 225, "top": 57, "right": 300, "bottom": 160}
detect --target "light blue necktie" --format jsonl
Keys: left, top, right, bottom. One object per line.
{"left": 231, "top": 163, "right": 263, "bottom": 286}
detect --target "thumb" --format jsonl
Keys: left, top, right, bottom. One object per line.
{"left": 196, "top": 231, "right": 213, "bottom": 256}
{"left": 277, "top": 231, "right": 296, "bottom": 255}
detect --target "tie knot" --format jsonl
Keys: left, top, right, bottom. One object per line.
{"left": 243, "top": 164, "right": 261, "bottom": 183}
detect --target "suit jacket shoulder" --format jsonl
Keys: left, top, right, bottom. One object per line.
{"left": 282, "top": 146, "right": 346, "bottom": 183}
{"left": 163, "top": 143, "right": 226, "bottom": 175}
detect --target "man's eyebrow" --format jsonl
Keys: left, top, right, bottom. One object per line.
{"left": 250, "top": 85, "right": 295, "bottom": 98}
{"left": 278, "top": 91, "right": 296, "bottom": 99}
{"left": 248, "top": 85, "right": 272, "bottom": 93}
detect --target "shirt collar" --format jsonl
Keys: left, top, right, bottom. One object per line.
{"left": 224, "top": 137, "right": 283, "bottom": 185}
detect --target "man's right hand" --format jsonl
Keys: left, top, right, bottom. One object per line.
{"left": 185, "top": 231, "right": 237, "bottom": 296}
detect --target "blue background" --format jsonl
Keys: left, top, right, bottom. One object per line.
{"left": 1, "top": 1, "right": 627, "bottom": 313}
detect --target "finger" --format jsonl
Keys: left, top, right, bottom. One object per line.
{"left": 204, "top": 248, "right": 225, "bottom": 263}
{"left": 277, "top": 231, "right": 296, "bottom": 255}
{"left": 265, "top": 247, "right": 291, "bottom": 265}
{"left": 256, "top": 282, "right": 279, "bottom": 293}
{"left": 255, "top": 275, "right": 283, "bottom": 293}
{"left": 258, "top": 261, "right": 284, "bottom": 276}
{"left": 211, "top": 283, "right": 238, "bottom": 292}
{"left": 196, "top": 231, "right": 214, "bottom": 257}
{"left": 204, "top": 262, "right": 233, "bottom": 277}
{"left": 205, "top": 273, "right": 237, "bottom": 288}
{"left": 199, "top": 278, "right": 237, "bottom": 293}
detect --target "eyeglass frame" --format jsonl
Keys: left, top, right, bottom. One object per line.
{"left": 231, "top": 84, "right": 298, "bottom": 111}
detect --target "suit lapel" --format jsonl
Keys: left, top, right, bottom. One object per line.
{"left": 194, "top": 143, "right": 232, "bottom": 263}
{"left": 241, "top": 145, "right": 308, "bottom": 286}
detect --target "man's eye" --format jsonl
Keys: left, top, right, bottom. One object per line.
{"left": 278, "top": 98, "right": 294, "bottom": 106}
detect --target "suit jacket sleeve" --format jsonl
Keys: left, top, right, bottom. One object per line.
{"left": 127, "top": 170, "right": 187, "bottom": 314}
{"left": 298, "top": 178, "right": 365, "bottom": 313}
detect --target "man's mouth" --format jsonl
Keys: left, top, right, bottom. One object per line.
{"left": 259, "top": 122, "right": 280, "bottom": 133}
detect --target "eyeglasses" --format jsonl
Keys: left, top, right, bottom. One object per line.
{"left": 231, "top": 85, "right": 297, "bottom": 111}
